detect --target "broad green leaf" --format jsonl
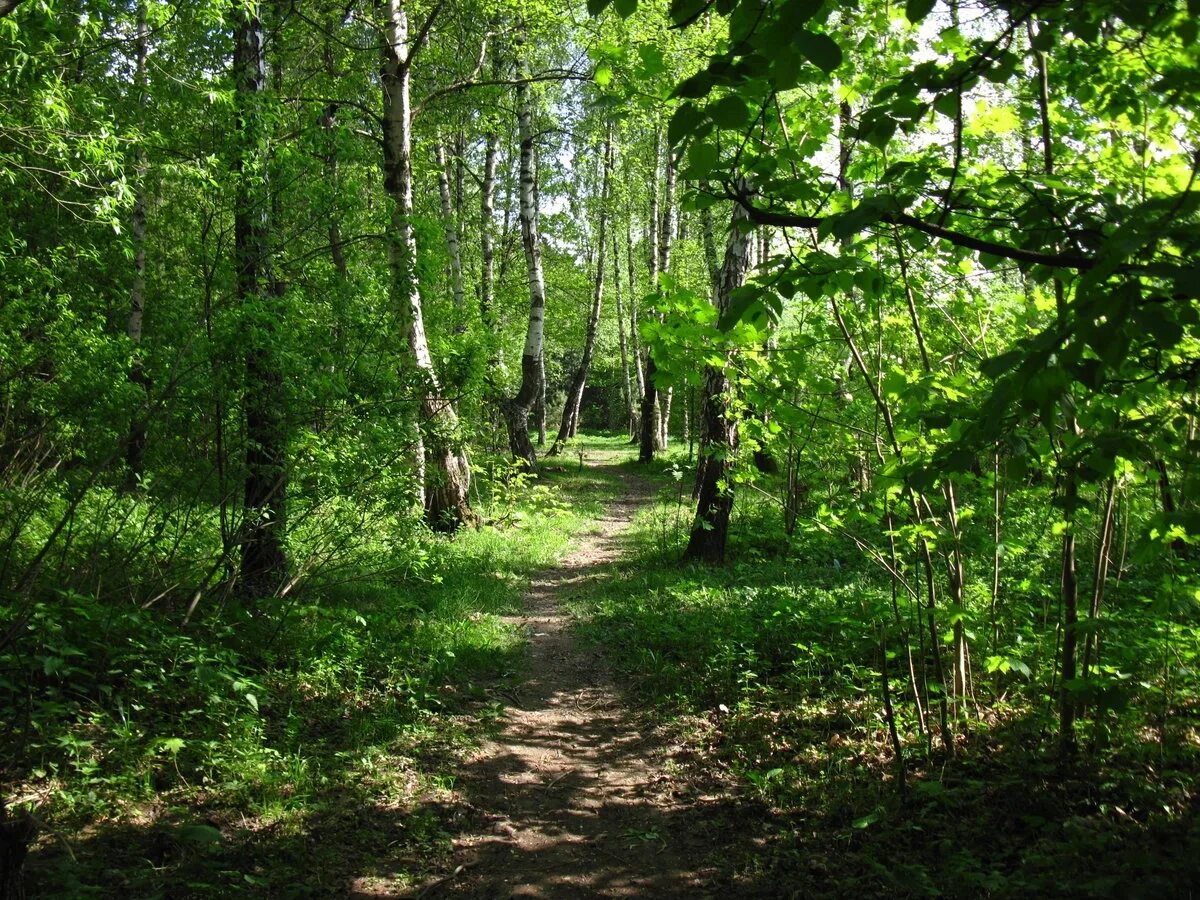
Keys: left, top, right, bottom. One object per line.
{"left": 905, "top": 0, "right": 937, "bottom": 23}
{"left": 708, "top": 95, "right": 751, "bottom": 128}
{"left": 794, "top": 30, "right": 842, "bottom": 75}
{"left": 686, "top": 141, "right": 720, "bottom": 178}
{"left": 668, "top": 102, "right": 705, "bottom": 145}
{"left": 177, "top": 824, "right": 223, "bottom": 847}
{"left": 669, "top": 0, "right": 709, "bottom": 26}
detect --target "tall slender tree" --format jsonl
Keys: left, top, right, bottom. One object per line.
{"left": 379, "top": 0, "right": 476, "bottom": 530}
{"left": 685, "top": 189, "right": 752, "bottom": 563}
{"left": 504, "top": 64, "right": 546, "bottom": 468}
{"left": 551, "top": 125, "right": 613, "bottom": 453}
{"left": 234, "top": 0, "right": 288, "bottom": 598}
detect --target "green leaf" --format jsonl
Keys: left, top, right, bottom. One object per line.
{"left": 245, "top": 692, "right": 259, "bottom": 713}
{"left": 673, "top": 71, "right": 716, "bottom": 99}
{"left": 594, "top": 63, "right": 614, "bottom": 87}
{"left": 669, "top": 0, "right": 709, "bottom": 26}
{"left": 160, "top": 737, "right": 186, "bottom": 755}
{"left": 686, "top": 141, "right": 720, "bottom": 178}
{"left": 613, "top": 0, "right": 638, "bottom": 17}
{"left": 637, "top": 44, "right": 665, "bottom": 76}
{"left": 177, "top": 824, "right": 223, "bottom": 847}
{"left": 794, "top": 30, "right": 842, "bottom": 75}
{"left": 905, "top": 0, "right": 937, "bottom": 23}
{"left": 668, "top": 102, "right": 705, "bottom": 146}
{"left": 1030, "top": 24, "right": 1056, "bottom": 51}
{"left": 979, "top": 349, "right": 1022, "bottom": 379}
{"left": 933, "top": 92, "right": 960, "bottom": 119}
{"left": 587, "top": 0, "right": 614, "bottom": 15}
{"left": 709, "top": 95, "right": 751, "bottom": 129}
{"left": 853, "top": 808, "right": 883, "bottom": 828}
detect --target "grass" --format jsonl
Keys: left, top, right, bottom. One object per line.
{"left": 10, "top": 431, "right": 1198, "bottom": 896}
{"left": 572, "top": 450, "right": 1200, "bottom": 898}
{"left": 7, "top": 440, "right": 622, "bottom": 898}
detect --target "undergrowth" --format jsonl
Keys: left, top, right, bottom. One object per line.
{"left": 2, "top": 442, "right": 618, "bottom": 897}
{"left": 576, "top": 453, "right": 1200, "bottom": 898}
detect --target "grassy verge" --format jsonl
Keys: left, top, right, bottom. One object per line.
{"left": 6, "top": 443, "right": 621, "bottom": 898}
{"left": 575, "top": 454, "right": 1200, "bottom": 898}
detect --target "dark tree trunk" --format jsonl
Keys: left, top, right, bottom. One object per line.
{"left": 685, "top": 187, "right": 753, "bottom": 564}
{"left": 123, "top": 0, "right": 149, "bottom": 492}
{"left": 504, "top": 352, "right": 539, "bottom": 467}
{"left": 639, "top": 356, "right": 661, "bottom": 463}
{"left": 0, "top": 800, "right": 35, "bottom": 900}
{"left": 234, "top": 1, "right": 288, "bottom": 599}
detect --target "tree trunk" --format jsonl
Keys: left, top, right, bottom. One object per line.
{"left": 505, "top": 71, "right": 545, "bottom": 468}
{"left": 321, "top": 93, "right": 349, "bottom": 433}
{"left": 480, "top": 124, "right": 498, "bottom": 327}
{"left": 626, "top": 216, "right": 644, "bottom": 441}
{"left": 234, "top": 1, "right": 288, "bottom": 599}
{"left": 0, "top": 801, "right": 35, "bottom": 900}
{"left": 552, "top": 128, "right": 612, "bottom": 452}
{"left": 613, "top": 225, "right": 635, "bottom": 437}
{"left": 1030, "top": 24, "right": 1080, "bottom": 753}
{"left": 124, "top": 0, "right": 149, "bottom": 492}
{"left": 536, "top": 353, "right": 547, "bottom": 447}
{"left": 380, "top": 0, "right": 475, "bottom": 531}
{"left": 640, "top": 142, "right": 675, "bottom": 462}
{"left": 656, "top": 149, "right": 676, "bottom": 449}
{"left": 435, "top": 140, "right": 465, "bottom": 319}
{"left": 685, "top": 188, "right": 753, "bottom": 564}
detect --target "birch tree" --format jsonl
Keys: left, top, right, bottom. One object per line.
{"left": 379, "top": 0, "right": 476, "bottom": 530}
{"left": 551, "top": 125, "right": 613, "bottom": 453}
{"left": 504, "top": 67, "right": 546, "bottom": 468}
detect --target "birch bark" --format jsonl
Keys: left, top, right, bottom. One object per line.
{"left": 551, "top": 128, "right": 612, "bottom": 452}
{"left": 380, "top": 0, "right": 476, "bottom": 530}
{"left": 504, "top": 72, "right": 545, "bottom": 467}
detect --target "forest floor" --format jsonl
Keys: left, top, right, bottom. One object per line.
{"left": 16, "top": 438, "right": 1198, "bottom": 898}
{"left": 396, "top": 451, "right": 751, "bottom": 899}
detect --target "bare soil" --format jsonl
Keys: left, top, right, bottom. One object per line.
{"left": 409, "top": 459, "right": 744, "bottom": 898}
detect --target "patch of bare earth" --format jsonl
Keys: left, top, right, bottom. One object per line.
{"left": 402, "top": 459, "right": 746, "bottom": 899}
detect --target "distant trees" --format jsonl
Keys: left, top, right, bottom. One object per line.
{"left": 589, "top": 0, "right": 1200, "bottom": 754}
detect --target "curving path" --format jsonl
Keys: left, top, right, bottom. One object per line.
{"left": 413, "top": 459, "right": 734, "bottom": 898}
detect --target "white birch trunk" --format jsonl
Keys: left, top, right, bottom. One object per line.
{"left": 657, "top": 150, "right": 677, "bottom": 447}
{"left": 480, "top": 127, "right": 498, "bottom": 325}
{"left": 435, "top": 139, "right": 465, "bottom": 317}
{"left": 504, "top": 71, "right": 545, "bottom": 467}
{"left": 381, "top": 0, "right": 475, "bottom": 530}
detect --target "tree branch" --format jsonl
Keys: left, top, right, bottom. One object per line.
{"left": 403, "top": 0, "right": 447, "bottom": 71}
{"left": 414, "top": 69, "right": 589, "bottom": 116}
{"left": 729, "top": 191, "right": 1095, "bottom": 271}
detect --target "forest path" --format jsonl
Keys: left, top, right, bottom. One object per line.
{"left": 410, "top": 452, "right": 735, "bottom": 898}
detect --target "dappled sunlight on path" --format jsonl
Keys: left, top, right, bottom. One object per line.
{"left": 399, "top": 457, "right": 740, "bottom": 898}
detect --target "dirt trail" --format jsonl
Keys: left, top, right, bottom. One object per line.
{"left": 414, "top": 458, "right": 734, "bottom": 898}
